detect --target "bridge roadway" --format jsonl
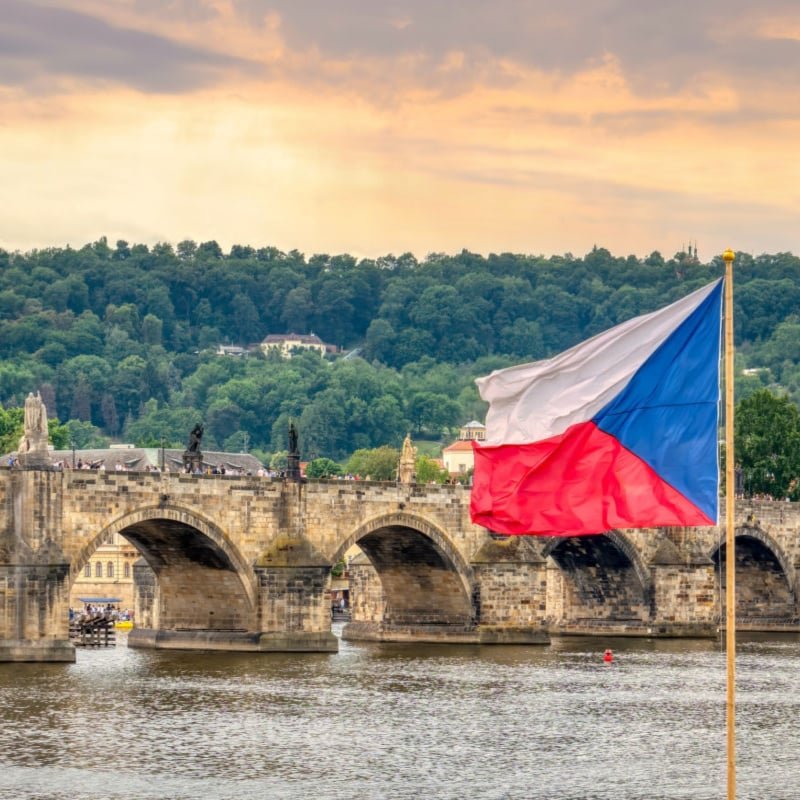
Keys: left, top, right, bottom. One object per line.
{"left": 1, "top": 467, "right": 799, "bottom": 661}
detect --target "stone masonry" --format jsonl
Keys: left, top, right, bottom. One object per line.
{"left": 2, "top": 466, "right": 800, "bottom": 661}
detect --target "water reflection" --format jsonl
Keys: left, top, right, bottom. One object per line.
{"left": 1, "top": 630, "right": 799, "bottom": 799}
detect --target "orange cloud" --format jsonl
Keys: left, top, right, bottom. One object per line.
{"left": 1, "top": 1, "right": 798, "bottom": 259}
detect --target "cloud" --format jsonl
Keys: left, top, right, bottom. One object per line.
{"left": 0, "top": 0, "right": 257, "bottom": 93}
{"left": 233, "top": 0, "right": 800, "bottom": 100}
{"left": 1, "top": 1, "right": 797, "bottom": 261}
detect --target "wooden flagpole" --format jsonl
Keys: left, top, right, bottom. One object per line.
{"left": 723, "top": 247, "right": 736, "bottom": 800}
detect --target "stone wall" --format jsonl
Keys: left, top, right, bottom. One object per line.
{"left": 5, "top": 467, "right": 800, "bottom": 660}
{"left": 133, "top": 558, "right": 156, "bottom": 629}
{"left": 650, "top": 564, "right": 716, "bottom": 634}
{"left": 348, "top": 557, "right": 385, "bottom": 624}
{"left": 255, "top": 566, "right": 331, "bottom": 633}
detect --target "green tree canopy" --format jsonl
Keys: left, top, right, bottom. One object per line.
{"left": 735, "top": 389, "right": 800, "bottom": 500}
{"left": 305, "top": 457, "right": 343, "bottom": 479}
{"left": 0, "top": 406, "right": 23, "bottom": 454}
{"left": 344, "top": 446, "right": 399, "bottom": 481}
{"left": 415, "top": 454, "right": 450, "bottom": 484}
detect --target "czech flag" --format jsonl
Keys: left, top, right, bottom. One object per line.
{"left": 470, "top": 279, "right": 723, "bottom": 536}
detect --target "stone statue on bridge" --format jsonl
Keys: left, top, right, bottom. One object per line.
{"left": 17, "top": 391, "right": 51, "bottom": 468}
{"left": 397, "top": 433, "right": 416, "bottom": 484}
{"left": 182, "top": 423, "right": 204, "bottom": 473}
{"left": 187, "top": 424, "right": 203, "bottom": 453}
{"left": 287, "top": 421, "right": 301, "bottom": 481}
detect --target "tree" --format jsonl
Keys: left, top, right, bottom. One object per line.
{"left": 48, "top": 418, "right": 70, "bottom": 449}
{"left": 305, "top": 457, "right": 343, "bottom": 479}
{"left": 141, "top": 314, "right": 163, "bottom": 346}
{"left": 415, "top": 455, "right": 450, "bottom": 484}
{"left": 64, "top": 419, "right": 109, "bottom": 449}
{"left": 124, "top": 399, "right": 202, "bottom": 448}
{"left": 101, "top": 392, "right": 120, "bottom": 435}
{"left": 406, "top": 392, "right": 461, "bottom": 436}
{"left": 270, "top": 450, "right": 288, "bottom": 471}
{"left": 364, "top": 319, "right": 395, "bottom": 364}
{"left": 231, "top": 293, "right": 261, "bottom": 344}
{"left": 735, "top": 389, "right": 800, "bottom": 500}
{"left": 0, "top": 406, "right": 23, "bottom": 454}
{"left": 206, "top": 400, "right": 243, "bottom": 444}
{"left": 280, "top": 286, "right": 313, "bottom": 333}
{"left": 111, "top": 355, "right": 149, "bottom": 418}
{"left": 344, "top": 446, "right": 399, "bottom": 481}
{"left": 223, "top": 431, "right": 251, "bottom": 453}
{"left": 70, "top": 376, "right": 92, "bottom": 421}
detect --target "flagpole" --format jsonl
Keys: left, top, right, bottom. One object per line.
{"left": 723, "top": 247, "right": 736, "bottom": 800}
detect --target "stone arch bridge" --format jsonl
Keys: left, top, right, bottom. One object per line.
{"left": 1, "top": 468, "right": 799, "bottom": 661}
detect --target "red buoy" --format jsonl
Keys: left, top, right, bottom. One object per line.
{"left": 603, "top": 648, "right": 613, "bottom": 663}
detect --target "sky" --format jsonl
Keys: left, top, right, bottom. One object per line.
{"left": 1, "top": 0, "right": 799, "bottom": 261}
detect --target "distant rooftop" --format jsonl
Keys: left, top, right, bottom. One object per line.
{"left": 443, "top": 440, "right": 475, "bottom": 453}
{"left": 262, "top": 333, "right": 324, "bottom": 344}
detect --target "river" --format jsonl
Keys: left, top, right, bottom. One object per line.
{"left": 1, "top": 627, "right": 799, "bottom": 799}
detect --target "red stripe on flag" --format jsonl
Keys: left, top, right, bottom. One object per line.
{"left": 470, "top": 421, "right": 714, "bottom": 536}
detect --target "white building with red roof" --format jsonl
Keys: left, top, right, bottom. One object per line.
{"left": 442, "top": 420, "right": 486, "bottom": 475}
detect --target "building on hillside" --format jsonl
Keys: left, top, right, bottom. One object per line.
{"left": 442, "top": 440, "right": 475, "bottom": 475}
{"left": 441, "top": 420, "right": 487, "bottom": 475}
{"left": 459, "top": 420, "right": 486, "bottom": 441}
{"left": 260, "top": 333, "right": 336, "bottom": 358}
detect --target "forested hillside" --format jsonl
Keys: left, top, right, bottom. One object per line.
{"left": 0, "top": 239, "right": 795, "bottom": 460}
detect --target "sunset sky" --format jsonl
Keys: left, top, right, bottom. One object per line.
{"left": 2, "top": 0, "right": 799, "bottom": 261}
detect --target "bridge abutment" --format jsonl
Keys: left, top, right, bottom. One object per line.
{"left": 0, "top": 471, "right": 75, "bottom": 661}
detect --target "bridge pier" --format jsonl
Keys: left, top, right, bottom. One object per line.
{"left": 0, "top": 565, "right": 74, "bottom": 661}
{"left": 647, "top": 543, "right": 717, "bottom": 637}
{"left": 0, "top": 557, "right": 76, "bottom": 659}
{"left": 0, "top": 471, "right": 75, "bottom": 662}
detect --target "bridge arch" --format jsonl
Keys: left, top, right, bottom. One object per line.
{"left": 72, "top": 505, "right": 258, "bottom": 630}
{"left": 542, "top": 530, "right": 652, "bottom": 593}
{"left": 335, "top": 512, "right": 477, "bottom": 629}
{"left": 711, "top": 524, "right": 796, "bottom": 621}
{"left": 542, "top": 531, "right": 653, "bottom": 628}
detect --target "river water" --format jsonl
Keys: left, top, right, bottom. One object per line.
{"left": 1, "top": 628, "right": 799, "bottom": 800}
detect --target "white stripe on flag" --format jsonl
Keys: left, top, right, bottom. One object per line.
{"left": 477, "top": 280, "right": 721, "bottom": 445}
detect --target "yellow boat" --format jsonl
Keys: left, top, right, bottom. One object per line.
{"left": 114, "top": 620, "right": 133, "bottom": 630}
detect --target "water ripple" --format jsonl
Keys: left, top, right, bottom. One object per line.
{"left": 0, "top": 632, "right": 799, "bottom": 799}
